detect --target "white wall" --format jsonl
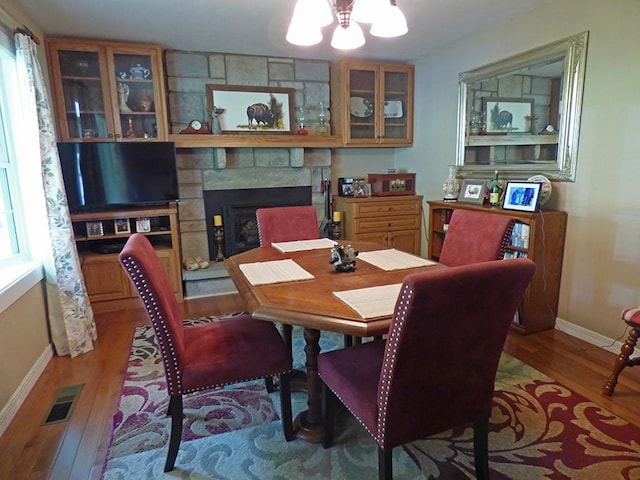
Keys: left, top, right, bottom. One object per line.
{"left": 397, "top": 0, "right": 640, "bottom": 339}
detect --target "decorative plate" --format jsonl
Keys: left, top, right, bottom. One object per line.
{"left": 384, "top": 100, "right": 403, "bottom": 118}
{"left": 527, "top": 174, "right": 552, "bottom": 205}
{"left": 350, "top": 97, "right": 373, "bottom": 118}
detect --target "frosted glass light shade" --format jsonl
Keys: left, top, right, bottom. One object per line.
{"left": 331, "top": 22, "right": 366, "bottom": 50}
{"left": 286, "top": 21, "right": 323, "bottom": 46}
{"left": 291, "top": 0, "right": 333, "bottom": 27}
{"left": 370, "top": 2, "right": 408, "bottom": 37}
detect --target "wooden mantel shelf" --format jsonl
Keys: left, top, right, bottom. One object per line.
{"left": 169, "top": 133, "right": 344, "bottom": 149}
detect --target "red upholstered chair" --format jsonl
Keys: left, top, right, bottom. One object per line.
{"left": 602, "top": 307, "right": 640, "bottom": 396}
{"left": 119, "top": 233, "right": 293, "bottom": 472}
{"left": 318, "top": 258, "right": 536, "bottom": 480}
{"left": 438, "top": 209, "right": 515, "bottom": 267}
{"left": 256, "top": 205, "right": 320, "bottom": 246}
{"left": 256, "top": 204, "right": 322, "bottom": 347}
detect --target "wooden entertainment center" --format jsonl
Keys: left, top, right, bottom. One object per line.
{"left": 71, "top": 203, "right": 183, "bottom": 311}
{"left": 427, "top": 201, "right": 567, "bottom": 335}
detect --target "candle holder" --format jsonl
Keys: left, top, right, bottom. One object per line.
{"left": 213, "top": 226, "right": 225, "bottom": 262}
{"left": 331, "top": 221, "right": 342, "bottom": 241}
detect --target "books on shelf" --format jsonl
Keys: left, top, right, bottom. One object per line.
{"left": 503, "top": 250, "right": 528, "bottom": 259}
{"left": 509, "top": 222, "right": 530, "bottom": 248}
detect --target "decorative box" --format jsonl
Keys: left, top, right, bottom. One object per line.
{"left": 367, "top": 173, "right": 416, "bottom": 196}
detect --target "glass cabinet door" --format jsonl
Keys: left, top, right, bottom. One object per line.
{"left": 53, "top": 47, "right": 114, "bottom": 140}
{"left": 47, "top": 39, "right": 167, "bottom": 142}
{"left": 381, "top": 68, "right": 412, "bottom": 144}
{"left": 108, "top": 50, "right": 161, "bottom": 140}
{"left": 348, "top": 67, "right": 378, "bottom": 142}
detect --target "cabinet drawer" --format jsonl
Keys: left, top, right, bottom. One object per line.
{"left": 354, "top": 215, "right": 420, "bottom": 233}
{"left": 353, "top": 200, "right": 421, "bottom": 217}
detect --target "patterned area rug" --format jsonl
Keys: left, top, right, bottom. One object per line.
{"left": 103, "top": 315, "right": 640, "bottom": 479}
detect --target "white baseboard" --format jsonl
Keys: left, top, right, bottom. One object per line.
{"left": 0, "top": 343, "right": 54, "bottom": 437}
{"left": 555, "top": 318, "right": 623, "bottom": 355}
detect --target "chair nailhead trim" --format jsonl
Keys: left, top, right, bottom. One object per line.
{"left": 123, "top": 254, "right": 292, "bottom": 396}
{"left": 376, "top": 283, "right": 413, "bottom": 448}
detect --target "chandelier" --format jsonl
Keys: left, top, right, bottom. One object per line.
{"left": 286, "top": 0, "right": 408, "bottom": 50}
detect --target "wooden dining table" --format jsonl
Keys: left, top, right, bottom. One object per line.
{"left": 224, "top": 240, "right": 440, "bottom": 443}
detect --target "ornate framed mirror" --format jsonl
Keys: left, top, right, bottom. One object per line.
{"left": 456, "top": 31, "right": 588, "bottom": 181}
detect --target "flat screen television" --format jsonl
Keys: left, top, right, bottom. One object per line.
{"left": 58, "top": 142, "right": 180, "bottom": 213}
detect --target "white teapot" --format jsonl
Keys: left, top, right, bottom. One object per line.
{"left": 129, "top": 64, "right": 150, "bottom": 79}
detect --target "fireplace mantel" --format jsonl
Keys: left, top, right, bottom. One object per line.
{"left": 169, "top": 134, "right": 343, "bottom": 149}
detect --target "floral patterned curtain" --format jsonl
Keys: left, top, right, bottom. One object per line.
{"left": 15, "top": 32, "right": 96, "bottom": 357}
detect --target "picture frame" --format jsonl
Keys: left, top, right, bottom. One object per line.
{"left": 86, "top": 221, "right": 104, "bottom": 238}
{"left": 353, "top": 178, "right": 368, "bottom": 198}
{"left": 338, "top": 177, "right": 355, "bottom": 197}
{"left": 206, "top": 84, "right": 295, "bottom": 134}
{"left": 502, "top": 181, "right": 542, "bottom": 212}
{"left": 114, "top": 218, "right": 130, "bottom": 234}
{"left": 482, "top": 97, "right": 534, "bottom": 134}
{"left": 135, "top": 217, "right": 151, "bottom": 233}
{"left": 458, "top": 179, "right": 487, "bottom": 204}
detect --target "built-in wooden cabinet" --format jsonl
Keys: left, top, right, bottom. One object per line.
{"left": 333, "top": 195, "right": 422, "bottom": 255}
{"left": 331, "top": 60, "right": 414, "bottom": 146}
{"left": 46, "top": 38, "right": 168, "bottom": 142}
{"left": 427, "top": 201, "right": 567, "bottom": 335}
{"left": 71, "top": 204, "right": 182, "bottom": 311}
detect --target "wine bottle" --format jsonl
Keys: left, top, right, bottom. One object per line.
{"left": 489, "top": 170, "right": 501, "bottom": 206}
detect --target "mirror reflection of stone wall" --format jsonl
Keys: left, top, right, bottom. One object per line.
{"left": 457, "top": 31, "right": 588, "bottom": 181}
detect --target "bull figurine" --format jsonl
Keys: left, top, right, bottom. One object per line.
{"left": 247, "top": 103, "right": 276, "bottom": 128}
{"left": 329, "top": 243, "right": 358, "bottom": 272}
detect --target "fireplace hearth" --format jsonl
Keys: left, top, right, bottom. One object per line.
{"left": 204, "top": 186, "right": 312, "bottom": 259}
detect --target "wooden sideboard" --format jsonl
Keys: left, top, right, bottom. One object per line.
{"left": 333, "top": 195, "right": 422, "bottom": 255}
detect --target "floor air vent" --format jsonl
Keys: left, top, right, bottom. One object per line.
{"left": 42, "top": 384, "right": 83, "bottom": 425}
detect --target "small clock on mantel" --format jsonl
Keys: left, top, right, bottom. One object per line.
{"left": 180, "top": 120, "right": 211, "bottom": 134}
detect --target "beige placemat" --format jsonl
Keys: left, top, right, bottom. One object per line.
{"left": 358, "top": 249, "right": 437, "bottom": 271}
{"left": 271, "top": 237, "right": 336, "bottom": 253}
{"left": 333, "top": 283, "right": 402, "bottom": 319}
{"left": 239, "top": 259, "right": 314, "bottom": 286}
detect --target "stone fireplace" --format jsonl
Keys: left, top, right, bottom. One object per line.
{"left": 204, "top": 186, "right": 312, "bottom": 258}
{"left": 163, "top": 49, "right": 333, "bottom": 296}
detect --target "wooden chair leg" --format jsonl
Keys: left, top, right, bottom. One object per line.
{"left": 321, "top": 383, "right": 335, "bottom": 448}
{"left": 265, "top": 375, "right": 277, "bottom": 393}
{"left": 378, "top": 447, "right": 393, "bottom": 480}
{"left": 603, "top": 327, "right": 639, "bottom": 396}
{"left": 473, "top": 419, "right": 490, "bottom": 480}
{"left": 164, "top": 395, "right": 183, "bottom": 472}
{"left": 282, "top": 324, "right": 293, "bottom": 352}
{"left": 279, "top": 372, "right": 294, "bottom": 441}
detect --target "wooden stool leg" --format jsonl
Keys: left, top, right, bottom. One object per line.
{"left": 603, "top": 327, "right": 639, "bottom": 396}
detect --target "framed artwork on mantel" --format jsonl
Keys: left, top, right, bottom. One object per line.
{"left": 206, "top": 84, "right": 295, "bottom": 134}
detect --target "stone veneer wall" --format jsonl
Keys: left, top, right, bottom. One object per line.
{"left": 164, "top": 51, "right": 332, "bottom": 261}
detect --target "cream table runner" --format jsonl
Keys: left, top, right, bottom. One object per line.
{"left": 358, "top": 249, "right": 437, "bottom": 271}
{"left": 271, "top": 237, "right": 336, "bottom": 253}
{"left": 239, "top": 259, "right": 314, "bottom": 286}
{"left": 333, "top": 283, "right": 403, "bottom": 319}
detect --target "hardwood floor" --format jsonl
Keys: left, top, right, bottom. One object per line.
{"left": 1, "top": 294, "right": 639, "bottom": 480}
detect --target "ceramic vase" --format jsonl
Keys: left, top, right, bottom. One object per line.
{"left": 442, "top": 165, "right": 460, "bottom": 201}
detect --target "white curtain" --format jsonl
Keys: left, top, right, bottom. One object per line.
{"left": 14, "top": 32, "right": 96, "bottom": 357}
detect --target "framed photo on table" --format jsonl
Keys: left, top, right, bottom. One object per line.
{"left": 502, "top": 181, "right": 542, "bottom": 212}
{"left": 206, "top": 84, "right": 295, "bottom": 134}
{"left": 458, "top": 179, "right": 486, "bottom": 204}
